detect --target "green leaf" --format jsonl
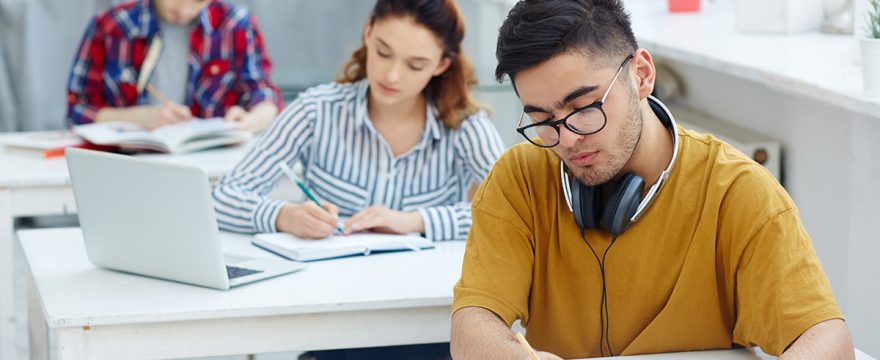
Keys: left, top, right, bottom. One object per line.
{"left": 869, "top": 0, "right": 880, "bottom": 39}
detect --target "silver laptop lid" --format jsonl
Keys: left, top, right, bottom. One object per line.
{"left": 66, "top": 148, "right": 230, "bottom": 290}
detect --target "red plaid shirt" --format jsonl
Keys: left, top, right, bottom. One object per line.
{"left": 66, "top": 0, "right": 282, "bottom": 125}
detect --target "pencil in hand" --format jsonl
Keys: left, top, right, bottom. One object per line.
{"left": 515, "top": 332, "right": 540, "bottom": 360}
{"left": 146, "top": 84, "right": 171, "bottom": 104}
{"left": 146, "top": 84, "right": 192, "bottom": 125}
{"left": 278, "top": 162, "right": 344, "bottom": 233}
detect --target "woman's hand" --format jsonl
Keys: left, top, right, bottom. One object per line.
{"left": 344, "top": 206, "right": 424, "bottom": 235}
{"left": 276, "top": 202, "right": 340, "bottom": 239}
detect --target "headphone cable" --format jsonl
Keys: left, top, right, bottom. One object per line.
{"left": 602, "top": 235, "right": 618, "bottom": 355}
{"left": 581, "top": 229, "right": 619, "bottom": 357}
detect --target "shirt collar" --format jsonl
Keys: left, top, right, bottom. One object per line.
{"left": 423, "top": 103, "right": 443, "bottom": 141}
{"left": 353, "top": 79, "right": 444, "bottom": 142}
{"left": 196, "top": 2, "right": 217, "bottom": 33}
{"left": 354, "top": 79, "right": 370, "bottom": 128}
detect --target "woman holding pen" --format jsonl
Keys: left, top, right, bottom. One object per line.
{"left": 212, "top": 0, "right": 504, "bottom": 244}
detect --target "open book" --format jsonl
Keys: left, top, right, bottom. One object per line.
{"left": 253, "top": 232, "right": 435, "bottom": 262}
{"left": 0, "top": 131, "right": 84, "bottom": 151}
{"left": 73, "top": 118, "right": 251, "bottom": 154}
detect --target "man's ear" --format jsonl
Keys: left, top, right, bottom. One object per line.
{"left": 433, "top": 57, "right": 453, "bottom": 77}
{"left": 632, "top": 49, "right": 656, "bottom": 100}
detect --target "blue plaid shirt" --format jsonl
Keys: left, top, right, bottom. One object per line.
{"left": 66, "top": 0, "right": 282, "bottom": 125}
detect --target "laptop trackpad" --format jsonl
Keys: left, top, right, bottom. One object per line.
{"left": 224, "top": 253, "right": 253, "bottom": 264}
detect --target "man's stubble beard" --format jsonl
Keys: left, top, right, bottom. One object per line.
{"left": 562, "top": 92, "right": 643, "bottom": 187}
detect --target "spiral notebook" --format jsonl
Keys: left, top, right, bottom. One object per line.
{"left": 252, "top": 232, "right": 434, "bottom": 262}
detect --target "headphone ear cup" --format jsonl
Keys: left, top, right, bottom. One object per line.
{"left": 571, "top": 179, "right": 602, "bottom": 232}
{"left": 601, "top": 173, "right": 646, "bottom": 236}
{"left": 570, "top": 178, "right": 587, "bottom": 232}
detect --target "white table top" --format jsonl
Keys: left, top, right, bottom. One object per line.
{"left": 19, "top": 227, "right": 465, "bottom": 328}
{"left": 19, "top": 228, "right": 877, "bottom": 360}
{"left": 594, "top": 348, "right": 772, "bottom": 359}
{"left": 627, "top": 0, "right": 880, "bottom": 118}
{"left": 0, "top": 132, "right": 250, "bottom": 188}
{"left": 595, "top": 347, "right": 874, "bottom": 359}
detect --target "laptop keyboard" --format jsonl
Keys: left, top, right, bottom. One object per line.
{"left": 226, "top": 265, "right": 263, "bottom": 280}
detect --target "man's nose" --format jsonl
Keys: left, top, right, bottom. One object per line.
{"left": 556, "top": 124, "right": 586, "bottom": 148}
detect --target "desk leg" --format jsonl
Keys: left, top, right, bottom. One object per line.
{"left": 54, "top": 328, "right": 87, "bottom": 360}
{"left": 1, "top": 189, "right": 15, "bottom": 360}
{"left": 30, "top": 275, "right": 84, "bottom": 360}
{"left": 27, "top": 272, "right": 49, "bottom": 360}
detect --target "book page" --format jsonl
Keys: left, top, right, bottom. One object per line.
{"left": 73, "top": 118, "right": 247, "bottom": 153}
{"left": 254, "top": 232, "right": 433, "bottom": 261}
{"left": 73, "top": 121, "right": 161, "bottom": 148}
{"left": 150, "top": 118, "right": 237, "bottom": 150}
{"left": 261, "top": 233, "right": 431, "bottom": 249}
{"left": 0, "top": 131, "right": 83, "bottom": 151}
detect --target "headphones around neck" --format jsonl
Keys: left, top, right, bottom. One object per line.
{"left": 561, "top": 96, "right": 680, "bottom": 237}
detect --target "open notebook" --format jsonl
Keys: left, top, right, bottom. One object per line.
{"left": 253, "top": 232, "right": 435, "bottom": 262}
{"left": 73, "top": 118, "right": 250, "bottom": 154}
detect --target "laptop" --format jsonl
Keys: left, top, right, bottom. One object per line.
{"left": 65, "top": 148, "right": 306, "bottom": 290}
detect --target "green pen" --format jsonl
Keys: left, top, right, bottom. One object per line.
{"left": 278, "top": 162, "right": 344, "bottom": 233}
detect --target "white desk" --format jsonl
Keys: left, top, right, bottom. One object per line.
{"left": 0, "top": 133, "right": 250, "bottom": 360}
{"left": 594, "top": 348, "right": 875, "bottom": 359}
{"left": 597, "top": 349, "right": 774, "bottom": 359}
{"left": 20, "top": 227, "right": 465, "bottom": 359}
{"left": 19, "top": 228, "right": 877, "bottom": 360}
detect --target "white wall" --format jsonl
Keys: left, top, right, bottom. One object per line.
{"left": 460, "top": 0, "right": 525, "bottom": 148}
{"left": 848, "top": 115, "right": 880, "bottom": 357}
{"left": 662, "top": 58, "right": 879, "bottom": 356}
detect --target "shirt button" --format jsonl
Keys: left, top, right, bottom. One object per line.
{"left": 210, "top": 65, "right": 219, "bottom": 75}
{"left": 121, "top": 69, "right": 134, "bottom": 82}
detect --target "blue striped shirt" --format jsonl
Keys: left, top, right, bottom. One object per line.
{"left": 212, "top": 79, "right": 505, "bottom": 241}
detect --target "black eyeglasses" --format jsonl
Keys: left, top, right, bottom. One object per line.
{"left": 516, "top": 55, "right": 634, "bottom": 148}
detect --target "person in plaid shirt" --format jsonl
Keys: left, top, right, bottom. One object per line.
{"left": 66, "top": 0, "right": 282, "bottom": 132}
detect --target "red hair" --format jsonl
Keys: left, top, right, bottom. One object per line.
{"left": 336, "top": 0, "right": 485, "bottom": 129}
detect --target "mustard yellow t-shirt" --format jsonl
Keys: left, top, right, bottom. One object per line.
{"left": 452, "top": 126, "right": 842, "bottom": 358}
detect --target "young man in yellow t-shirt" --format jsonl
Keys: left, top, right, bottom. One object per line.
{"left": 450, "top": 1, "right": 853, "bottom": 359}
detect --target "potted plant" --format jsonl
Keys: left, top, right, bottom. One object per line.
{"left": 863, "top": 0, "right": 880, "bottom": 96}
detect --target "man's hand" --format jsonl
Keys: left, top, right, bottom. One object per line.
{"left": 94, "top": 104, "right": 190, "bottom": 129}
{"left": 224, "top": 105, "right": 261, "bottom": 133}
{"left": 224, "top": 101, "right": 278, "bottom": 133}
{"left": 155, "top": 101, "right": 192, "bottom": 127}
{"left": 344, "top": 206, "right": 424, "bottom": 235}
{"left": 276, "top": 202, "right": 340, "bottom": 239}
{"left": 452, "top": 307, "right": 564, "bottom": 359}
{"left": 536, "top": 351, "right": 563, "bottom": 360}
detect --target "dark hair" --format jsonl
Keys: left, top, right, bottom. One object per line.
{"left": 337, "top": 0, "right": 484, "bottom": 129}
{"left": 495, "top": 0, "right": 638, "bottom": 84}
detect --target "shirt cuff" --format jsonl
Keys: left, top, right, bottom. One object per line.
{"left": 247, "top": 87, "right": 282, "bottom": 111}
{"left": 418, "top": 206, "right": 458, "bottom": 241}
{"left": 68, "top": 102, "right": 101, "bottom": 125}
{"left": 253, "top": 199, "right": 286, "bottom": 233}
